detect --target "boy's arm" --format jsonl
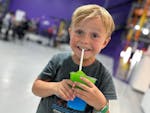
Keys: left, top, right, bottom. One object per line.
{"left": 32, "top": 78, "right": 58, "bottom": 98}
{"left": 32, "top": 78, "right": 75, "bottom": 101}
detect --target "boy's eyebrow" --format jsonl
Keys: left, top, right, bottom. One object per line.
{"left": 72, "top": 27, "right": 83, "bottom": 31}
{"left": 74, "top": 27, "right": 101, "bottom": 33}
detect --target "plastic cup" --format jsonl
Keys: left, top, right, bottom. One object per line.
{"left": 67, "top": 70, "right": 97, "bottom": 111}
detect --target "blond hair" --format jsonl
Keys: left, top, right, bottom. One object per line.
{"left": 70, "top": 4, "right": 115, "bottom": 37}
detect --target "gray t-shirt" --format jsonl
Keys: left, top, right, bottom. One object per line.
{"left": 36, "top": 53, "right": 117, "bottom": 113}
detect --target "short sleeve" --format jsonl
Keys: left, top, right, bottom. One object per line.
{"left": 100, "top": 69, "right": 117, "bottom": 100}
{"left": 38, "top": 55, "right": 60, "bottom": 81}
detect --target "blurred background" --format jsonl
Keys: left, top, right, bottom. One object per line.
{"left": 0, "top": 0, "right": 150, "bottom": 113}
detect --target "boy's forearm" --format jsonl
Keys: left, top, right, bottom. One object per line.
{"left": 93, "top": 101, "right": 109, "bottom": 113}
{"left": 32, "top": 79, "right": 57, "bottom": 98}
{"left": 93, "top": 109, "right": 109, "bottom": 113}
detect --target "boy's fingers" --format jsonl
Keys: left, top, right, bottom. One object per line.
{"left": 74, "top": 81, "right": 89, "bottom": 91}
{"left": 73, "top": 87, "right": 87, "bottom": 97}
{"left": 80, "top": 77, "right": 94, "bottom": 88}
{"left": 63, "top": 80, "right": 75, "bottom": 98}
{"left": 59, "top": 88, "right": 69, "bottom": 101}
{"left": 66, "top": 79, "right": 74, "bottom": 86}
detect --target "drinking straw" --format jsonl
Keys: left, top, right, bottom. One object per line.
{"left": 79, "top": 49, "right": 84, "bottom": 71}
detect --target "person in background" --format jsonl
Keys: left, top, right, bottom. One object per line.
{"left": 0, "top": 16, "right": 3, "bottom": 34}
{"left": 55, "top": 26, "right": 68, "bottom": 46}
{"left": 2, "top": 11, "right": 15, "bottom": 41}
{"left": 32, "top": 4, "right": 117, "bottom": 113}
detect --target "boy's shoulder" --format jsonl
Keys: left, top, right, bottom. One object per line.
{"left": 95, "top": 58, "right": 111, "bottom": 77}
{"left": 51, "top": 52, "right": 72, "bottom": 64}
{"left": 95, "top": 58, "right": 105, "bottom": 69}
{"left": 52, "top": 52, "right": 71, "bottom": 60}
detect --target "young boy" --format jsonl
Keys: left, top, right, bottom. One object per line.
{"left": 32, "top": 4, "right": 117, "bottom": 113}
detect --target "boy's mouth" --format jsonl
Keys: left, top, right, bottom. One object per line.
{"left": 77, "top": 46, "right": 91, "bottom": 52}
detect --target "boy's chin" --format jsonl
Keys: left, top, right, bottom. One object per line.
{"left": 83, "top": 56, "right": 93, "bottom": 60}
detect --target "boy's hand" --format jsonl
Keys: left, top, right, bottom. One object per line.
{"left": 73, "top": 77, "right": 107, "bottom": 110}
{"left": 55, "top": 79, "right": 75, "bottom": 101}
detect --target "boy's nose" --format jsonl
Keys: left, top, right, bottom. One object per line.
{"left": 80, "top": 34, "right": 90, "bottom": 44}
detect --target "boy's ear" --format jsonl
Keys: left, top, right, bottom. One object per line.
{"left": 68, "top": 27, "right": 72, "bottom": 34}
{"left": 102, "top": 37, "right": 111, "bottom": 49}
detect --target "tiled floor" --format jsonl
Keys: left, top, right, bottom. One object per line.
{"left": 0, "top": 39, "right": 144, "bottom": 113}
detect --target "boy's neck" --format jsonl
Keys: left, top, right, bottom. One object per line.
{"left": 72, "top": 54, "right": 96, "bottom": 67}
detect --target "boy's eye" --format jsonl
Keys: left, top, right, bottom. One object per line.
{"left": 91, "top": 33, "right": 99, "bottom": 38}
{"left": 75, "top": 29, "right": 84, "bottom": 35}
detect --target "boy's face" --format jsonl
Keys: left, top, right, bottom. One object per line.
{"left": 69, "top": 17, "right": 110, "bottom": 62}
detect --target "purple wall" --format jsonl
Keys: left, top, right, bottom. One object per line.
{"left": 8, "top": 0, "right": 106, "bottom": 34}
{"left": 104, "top": 0, "right": 132, "bottom": 8}
{"left": 8, "top": 0, "right": 132, "bottom": 30}
{"left": 9, "top": 0, "right": 105, "bottom": 20}
{"left": 9, "top": 0, "right": 132, "bottom": 20}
